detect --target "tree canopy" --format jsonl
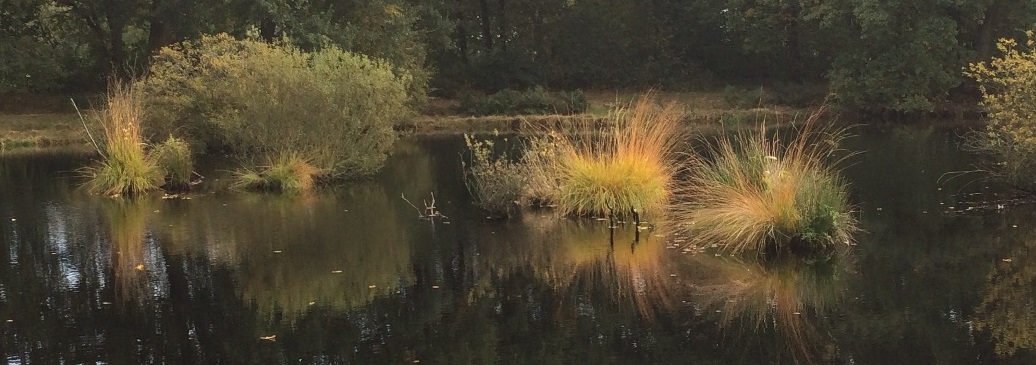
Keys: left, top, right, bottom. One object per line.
{"left": 2, "top": 0, "right": 1035, "bottom": 113}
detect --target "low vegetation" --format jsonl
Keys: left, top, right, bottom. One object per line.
{"left": 965, "top": 31, "right": 1036, "bottom": 192}
{"left": 139, "top": 33, "right": 412, "bottom": 178}
{"left": 458, "top": 87, "right": 588, "bottom": 116}
{"left": 462, "top": 95, "right": 685, "bottom": 220}
{"left": 542, "top": 97, "right": 685, "bottom": 220}
{"left": 231, "top": 152, "right": 325, "bottom": 193}
{"left": 461, "top": 134, "right": 530, "bottom": 215}
{"left": 80, "top": 84, "right": 163, "bottom": 196}
{"left": 150, "top": 136, "right": 194, "bottom": 190}
{"left": 678, "top": 112, "right": 856, "bottom": 254}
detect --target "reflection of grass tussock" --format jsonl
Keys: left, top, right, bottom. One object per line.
{"left": 690, "top": 251, "right": 851, "bottom": 363}
{"left": 679, "top": 111, "right": 856, "bottom": 254}
{"left": 477, "top": 214, "right": 673, "bottom": 317}
{"left": 99, "top": 197, "right": 156, "bottom": 303}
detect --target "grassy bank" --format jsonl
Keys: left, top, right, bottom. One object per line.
{"left": 1, "top": 91, "right": 812, "bottom": 151}
{"left": 0, "top": 113, "right": 90, "bottom": 150}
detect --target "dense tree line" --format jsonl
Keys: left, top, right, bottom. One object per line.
{"left": 1, "top": 0, "right": 1035, "bottom": 112}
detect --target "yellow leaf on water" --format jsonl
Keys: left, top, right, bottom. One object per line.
{"left": 135, "top": 264, "right": 145, "bottom": 271}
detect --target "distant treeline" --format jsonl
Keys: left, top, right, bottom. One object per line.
{"left": 1, "top": 0, "right": 1034, "bottom": 112}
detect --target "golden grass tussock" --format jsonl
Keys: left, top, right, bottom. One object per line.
{"left": 530, "top": 93, "right": 687, "bottom": 219}
{"left": 231, "top": 151, "right": 326, "bottom": 193}
{"left": 679, "top": 110, "right": 857, "bottom": 254}
{"left": 81, "top": 83, "right": 164, "bottom": 197}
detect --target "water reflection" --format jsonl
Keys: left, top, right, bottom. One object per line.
{"left": 151, "top": 185, "right": 415, "bottom": 323}
{"left": 473, "top": 214, "right": 672, "bottom": 315}
{"left": 99, "top": 197, "right": 156, "bottom": 304}
{"left": 689, "top": 251, "right": 852, "bottom": 363}
{"left": 974, "top": 212, "right": 1036, "bottom": 357}
{"left": 8, "top": 132, "right": 1036, "bottom": 363}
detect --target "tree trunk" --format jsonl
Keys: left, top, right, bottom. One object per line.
{"left": 977, "top": 1, "right": 1005, "bottom": 61}
{"left": 147, "top": 0, "right": 177, "bottom": 55}
{"left": 107, "top": 18, "right": 128, "bottom": 79}
{"left": 478, "top": 0, "right": 493, "bottom": 50}
{"left": 497, "top": 0, "right": 508, "bottom": 52}
{"left": 455, "top": 0, "right": 469, "bottom": 63}
{"left": 259, "top": 16, "right": 277, "bottom": 41}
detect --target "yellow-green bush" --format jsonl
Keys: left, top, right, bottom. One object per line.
{"left": 966, "top": 31, "right": 1036, "bottom": 190}
{"left": 139, "top": 33, "right": 412, "bottom": 178}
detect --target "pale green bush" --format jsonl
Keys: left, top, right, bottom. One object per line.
{"left": 139, "top": 33, "right": 413, "bottom": 178}
{"left": 966, "top": 31, "right": 1036, "bottom": 190}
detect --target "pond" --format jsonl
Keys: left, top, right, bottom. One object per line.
{"left": 1, "top": 126, "right": 1035, "bottom": 364}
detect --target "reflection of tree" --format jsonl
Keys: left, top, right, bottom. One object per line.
{"left": 689, "top": 252, "right": 851, "bottom": 364}
{"left": 974, "top": 222, "right": 1036, "bottom": 357}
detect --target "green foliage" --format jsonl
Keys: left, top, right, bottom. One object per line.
{"left": 723, "top": 86, "right": 772, "bottom": 108}
{"left": 458, "top": 87, "right": 588, "bottom": 116}
{"left": 679, "top": 114, "right": 856, "bottom": 254}
{"left": 461, "top": 134, "right": 530, "bottom": 215}
{"left": 231, "top": 151, "right": 325, "bottom": 193}
{"left": 150, "top": 135, "right": 194, "bottom": 190}
{"left": 139, "top": 34, "right": 412, "bottom": 178}
{"left": 771, "top": 82, "right": 829, "bottom": 107}
{"left": 81, "top": 84, "right": 163, "bottom": 196}
{"left": 817, "top": 0, "right": 978, "bottom": 112}
{"left": 966, "top": 31, "right": 1036, "bottom": 190}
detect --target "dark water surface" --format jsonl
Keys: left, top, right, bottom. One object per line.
{"left": 1, "top": 127, "right": 1035, "bottom": 364}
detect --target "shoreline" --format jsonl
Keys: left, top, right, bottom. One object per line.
{"left": 1, "top": 105, "right": 985, "bottom": 153}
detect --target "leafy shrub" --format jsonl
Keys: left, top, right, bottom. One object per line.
{"left": 139, "top": 33, "right": 412, "bottom": 178}
{"left": 458, "top": 87, "right": 588, "bottom": 116}
{"left": 461, "top": 134, "right": 530, "bottom": 215}
{"left": 965, "top": 31, "right": 1036, "bottom": 191}
{"left": 679, "top": 112, "right": 856, "bottom": 254}
{"left": 81, "top": 83, "right": 163, "bottom": 197}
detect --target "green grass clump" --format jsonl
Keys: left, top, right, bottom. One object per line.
{"left": 533, "top": 95, "right": 685, "bottom": 219}
{"left": 81, "top": 83, "right": 163, "bottom": 197}
{"left": 232, "top": 152, "right": 325, "bottom": 193}
{"left": 151, "top": 135, "right": 194, "bottom": 190}
{"left": 679, "top": 113, "right": 856, "bottom": 254}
